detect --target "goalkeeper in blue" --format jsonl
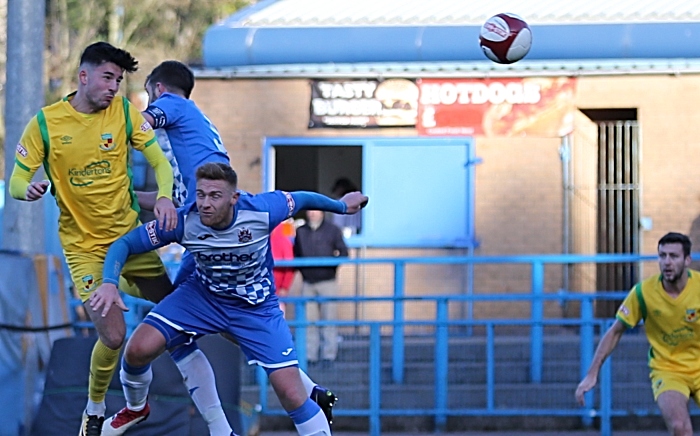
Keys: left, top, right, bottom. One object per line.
{"left": 90, "top": 162, "right": 368, "bottom": 435}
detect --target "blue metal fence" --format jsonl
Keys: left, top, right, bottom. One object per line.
{"left": 68, "top": 253, "right": 674, "bottom": 435}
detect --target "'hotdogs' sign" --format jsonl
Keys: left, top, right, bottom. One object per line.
{"left": 309, "top": 79, "right": 418, "bottom": 128}
{"left": 417, "top": 78, "right": 576, "bottom": 137}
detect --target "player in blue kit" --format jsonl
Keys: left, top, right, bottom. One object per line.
{"left": 92, "top": 162, "right": 368, "bottom": 435}
{"left": 138, "top": 60, "right": 230, "bottom": 284}
{"left": 125, "top": 60, "right": 235, "bottom": 436}
{"left": 130, "top": 62, "right": 338, "bottom": 434}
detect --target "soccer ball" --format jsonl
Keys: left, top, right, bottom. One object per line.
{"left": 479, "top": 13, "right": 532, "bottom": 64}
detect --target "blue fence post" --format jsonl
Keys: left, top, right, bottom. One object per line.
{"left": 393, "top": 261, "right": 405, "bottom": 384}
{"left": 600, "top": 320, "right": 613, "bottom": 436}
{"left": 256, "top": 366, "right": 268, "bottom": 414}
{"left": 370, "top": 323, "right": 381, "bottom": 436}
{"left": 435, "top": 299, "right": 449, "bottom": 432}
{"left": 295, "top": 301, "right": 308, "bottom": 370}
{"left": 580, "top": 296, "right": 595, "bottom": 428}
{"left": 530, "top": 261, "right": 544, "bottom": 383}
{"left": 486, "top": 323, "right": 495, "bottom": 410}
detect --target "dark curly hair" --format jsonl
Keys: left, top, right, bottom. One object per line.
{"left": 79, "top": 42, "right": 138, "bottom": 73}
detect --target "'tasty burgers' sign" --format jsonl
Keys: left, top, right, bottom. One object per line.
{"left": 309, "top": 79, "right": 418, "bottom": 128}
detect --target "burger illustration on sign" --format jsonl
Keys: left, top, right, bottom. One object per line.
{"left": 374, "top": 79, "right": 419, "bottom": 126}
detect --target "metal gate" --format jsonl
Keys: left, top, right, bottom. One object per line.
{"left": 566, "top": 118, "right": 640, "bottom": 315}
{"left": 596, "top": 121, "right": 640, "bottom": 315}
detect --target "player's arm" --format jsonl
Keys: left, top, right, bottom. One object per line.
{"left": 89, "top": 212, "right": 185, "bottom": 317}
{"left": 142, "top": 100, "right": 172, "bottom": 129}
{"left": 575, "top": 289, "right": 640, "bottom": 406}
{"left": 264, "top": 190, "right": 369, "bottom": 230}
{"left": 141, "top": 110, "right": 156, "bottom": 128}
{"left": 128, "top": 102, "right": 177, "bottom": 230}
{"left": 140, "top": 140, "right": 177, "bottom": 229}
{"left": 291, "top": 191, "right": 368, "bottom": 215}
{"left": 10, "top": 165, "right": 49, "bottom": 201}
{"left": 10, "top": 116, "right": 50, "bottom": 201}
{"left": 574, "top": 319, "right": 627, "bottom": 405}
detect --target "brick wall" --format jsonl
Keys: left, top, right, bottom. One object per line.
{"left": 192, "top": 73, "right": 700, "bottom": 319}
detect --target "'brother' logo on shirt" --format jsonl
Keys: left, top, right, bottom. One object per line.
{"left": 197, "top": 252, "right": 259, "bottom": 263}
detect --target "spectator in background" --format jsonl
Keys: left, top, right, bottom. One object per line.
{"left": 329, "top": 177, "right": 362, "bottom": 236}
{"left": 294, "top": 210, "right": 348, "bottom": 365}
{"left": 271, "top": 220, "right": 295, "bottom": 315}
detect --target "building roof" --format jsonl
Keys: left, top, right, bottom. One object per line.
{"left": 202, "top": 0, "right": 700, "bottom": 70}
{"left": 195, "top": 58, "right": 700, "bottom": 79}
{"left": 225, "top": 0, "right": 700, "bottom": 26}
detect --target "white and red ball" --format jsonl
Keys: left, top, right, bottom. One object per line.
{"left": 479, "top": 13, "right": 532, "bottom": 64}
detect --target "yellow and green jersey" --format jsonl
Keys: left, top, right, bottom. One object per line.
{"left": 13, "top": 94, "right": 163, "bottom": 252}
{"left": 617, "top": 270, "right": 700, "bottom": 374}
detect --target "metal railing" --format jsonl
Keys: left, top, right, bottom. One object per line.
{"left": 68, "top": 253, "right": 674, "bottom": 435}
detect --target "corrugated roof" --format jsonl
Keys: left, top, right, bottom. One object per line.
{"left": 195, "top": 58, "right": 700, "bottom": 79}
{"left": 225, "top": 0, "right": 700, "bottom": 27}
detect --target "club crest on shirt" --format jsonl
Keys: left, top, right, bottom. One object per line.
{"left": 99, "top": 133, "right": 115, "bottom": 151}
{"left": 283, "top": 191, "right": 295, "bottom": 218}
{"left": 238, "top": 228, "right": 253, "bottom": 243}
{"left": 686, "top": 308, "right": 698, "bottom": 323}
{"left": 81, "top": 275, "right": 95, "bottom": 292}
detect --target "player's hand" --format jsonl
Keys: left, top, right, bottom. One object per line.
{"left": 575, "top": 373, "right": 597, "bottom": 406}
{"left": 89, "top": 283, "right": 128, "bottom": 317}
{"left": 154, "top": 196, "right": 178, "bottom": 231}
{"left": 25, "top": 180, "right": 50, "bottom": 201}
{"left": 340, "top": 191, "right": 369, "bottom": 214}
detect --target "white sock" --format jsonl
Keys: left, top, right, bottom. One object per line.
{"left": 294, "top": 409, "right": 331, "bottom": 435}
{"left": 298, "top": 368, "right": 316, "bottom": 396}
{"left": 120, "top": 366, "right": 152, "bottom": 411}
{"left": 175, "top": 349, "right": 232, "bottom": 436}
{"left": 85, "top": 399, "right": 106, "bottom": 417}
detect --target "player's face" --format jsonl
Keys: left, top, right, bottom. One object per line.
{"left": 81, "top": 62, "right": 123, "bottom": 111}
{"left": 196, "top": 179, "right": 240, "bottom": 229}
{"left": 658, "top": 242, "right": 690, "bottom": 283}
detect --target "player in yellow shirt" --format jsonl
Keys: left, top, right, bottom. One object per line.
{"left": 9, "top": 42, "right": 224, "bottom": 436}
{"left": 576, "top": 232, "right": 700, "bottom": 436}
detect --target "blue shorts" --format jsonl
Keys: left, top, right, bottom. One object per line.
{"left": 144, "top": 276, "right": 298, "bottom": 370}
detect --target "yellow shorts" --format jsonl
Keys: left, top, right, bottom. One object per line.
{"left": 66, "top": 249, "right": 166, "bottom": 302}
{"left": 650, "top": 369, "right": 700, "bottom": 405}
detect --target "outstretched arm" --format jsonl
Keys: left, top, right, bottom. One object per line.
{"left": 575, "top": 319, "right": 627, "bottom": 405}
{"left": 90, "top": 218, "right": 182, "bottom": 316}
{"left": 290, "top": 191, "right": 368, "bottom": 215}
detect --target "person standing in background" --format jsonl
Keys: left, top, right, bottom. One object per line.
{"left": 271, "top": 221, "right": 295, "bottom": 315}
{"left": 294, "top": 210, "right": 348, "bottom": 365}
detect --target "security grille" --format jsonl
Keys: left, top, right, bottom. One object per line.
{"left": 596, "top": 121, "right": 640, "bottom": 316}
